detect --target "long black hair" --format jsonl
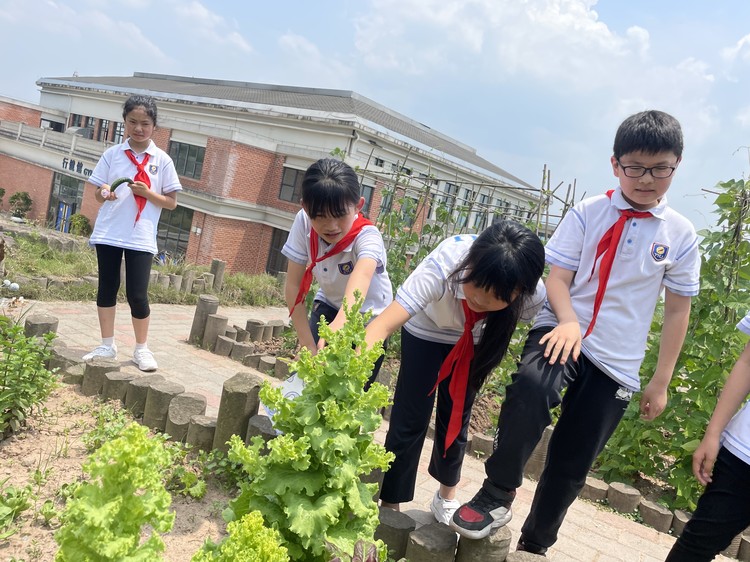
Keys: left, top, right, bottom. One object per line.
{"left": 449, "top": 220, "right": 545, "bottom": 390}
{"left": 301, "top": 158, "right": 361, "bottom": 218}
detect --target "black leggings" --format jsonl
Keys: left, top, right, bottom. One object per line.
{"left": 95, "top": 244, "right": 153, "bottom": 319}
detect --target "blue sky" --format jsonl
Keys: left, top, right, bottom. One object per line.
{"left": 2, "top": 0, "right": 750, "bottom": 229}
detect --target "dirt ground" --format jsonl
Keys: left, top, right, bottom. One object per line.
{"left": 0, "top": 359, "right": 501, "bottom": 562}
{"left": 0, "top": 384, "right": 230, "bottom": 562}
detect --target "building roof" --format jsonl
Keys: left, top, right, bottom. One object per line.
{"left": 36, "top": 72, "right": 534, "bottom": 189}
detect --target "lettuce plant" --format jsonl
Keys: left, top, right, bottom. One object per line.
{"left": 224, "top": 296, "right": 393, "bottom": 561}
{"left": 55, "top": 423, "right": 175, "bottom": 561}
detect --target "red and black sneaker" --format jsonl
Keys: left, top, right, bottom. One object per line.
{"left": 450, "top": 484, "right": 515, "bottom": 540}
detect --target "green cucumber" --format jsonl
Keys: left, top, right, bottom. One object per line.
{"left": 110, "top": 177, "right": 133, "bottom": 190}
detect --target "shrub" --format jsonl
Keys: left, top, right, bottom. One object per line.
{"left": 0, "top": 314, "right": 56, "bottom": 434}
{"left": 8, "top": 192, "right": 32, "bottom": 219}
{"left": 68, "top": 214, "right": 92, "bottom": 236}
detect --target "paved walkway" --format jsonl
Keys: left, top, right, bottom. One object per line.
{"left": 31, "top": 300, "right": 730, "bottom": 562}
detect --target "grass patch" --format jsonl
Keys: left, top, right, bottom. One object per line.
{"left": 3, "top": 232, "right": 284, "bottom": 308}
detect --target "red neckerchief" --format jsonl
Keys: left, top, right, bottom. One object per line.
{"left": 431, "top": 299, "right": 486, "bottom": 454}
{"left": 124, "top": 149, "right": 151, "bottom": 224}
{"left": 289, "top": 214, "right": 373, "bottom": 315}
{"left": 585, "top": 190, "right": 653, "bottom": 338}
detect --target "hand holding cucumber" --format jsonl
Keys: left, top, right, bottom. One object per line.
{"left": 100, "top": 177, "right": 132, "bottom": 201}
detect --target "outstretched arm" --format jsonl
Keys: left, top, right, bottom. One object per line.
{"left": 364, "top": 301, "right": 412, "bottom": 350}
{"left": 639, "top": 290, "right": 691, "bottom": 421}
{"left": 693, "top": 341, "right": 750, "bottom": 485}
{"left": 318, "top": 257, "right": 378, "bottom": 349}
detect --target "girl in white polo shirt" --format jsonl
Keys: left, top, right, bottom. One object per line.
{"left": 666, "top": 311, "right": 750, "bottom": 561}
{"left": 282, "top": 158, "right": 393, "bottom": 386}
{"left": 364, "top": 221, "right": 546, "bottom": 524}
{"left": 83, "top": 95, "right": 182, "bottom": 371}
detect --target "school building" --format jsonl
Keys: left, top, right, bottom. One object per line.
{"left": 0, "top": 72, "right": 543, "bottom": 275}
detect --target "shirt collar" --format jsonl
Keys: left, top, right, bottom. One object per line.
{"left": 122, "top": 139, "right": 156, "bottom": 156}
{"left": 610, "top": 187, "right": 668, "bottom": 220}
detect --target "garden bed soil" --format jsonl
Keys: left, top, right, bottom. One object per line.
{"left": 0, "top": 384, "right": 229, "bottom": 562}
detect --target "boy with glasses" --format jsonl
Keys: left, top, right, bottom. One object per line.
{"left": 450, "top": 110, "right": 701, "bottom": 555}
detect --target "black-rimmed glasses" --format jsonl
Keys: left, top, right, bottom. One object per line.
{"left": 617, "top": 160, "right": 677, "bottom": 179}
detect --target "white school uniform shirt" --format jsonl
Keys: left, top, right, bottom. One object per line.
{"left": 89, "top": 140, "right": 182, "bottom": 255}
{"left": 395, "top": 234, "right": 547, "bottom": 345}
{"left": 721, "top": 313, "right": 750, "bottom": 466}
{"left": 281, "top": 209, "right": 393, "bottom": 315}
{"left": 534, "top": 187, "right": 700, "bottom": 391}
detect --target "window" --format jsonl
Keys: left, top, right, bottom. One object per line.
{"left": 267, "top": 228, "right": 289, "bottom": 275}
{"left": 113, "top": 122, "right": 125, "bottom": 144}
{"left": 169, "top": 141, "right": 205, "bottom": 179}
{"left": 437, "top": 182, "right": 458, "bottom": 215}
{"left": 70, "top": 114, "right": 83, "bottom": 127}
{"left": 373, "top": 157, "right": 385, "bottom": 167}
{"left": 474, "top": 194, "right": 489, "bottom": 230}
{"left": 156, "top": 205, "right": 194, "bottom": 258}
{"left": 279, "top": 167, "right": 305, "bottom": 203}
{"left": 98, "top": 119, "right": 110, "bottom": 142}
{"left": 362, "top": 184, "right": 374, "bottom": 215}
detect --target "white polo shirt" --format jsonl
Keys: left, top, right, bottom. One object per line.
{"left": 89, "top": 140, "right": 182, "bottom": 255}
{"left": 282, "top": 209, "right": 393, "bottom": 315}
{"left": 721, "top": 313, "right": 750, "bottom": 466}
{"left": 396, "top": 234, "right": 546, "bottom": 345}
{"left": 534, "top": 188, "right": 700, "bottom": 391}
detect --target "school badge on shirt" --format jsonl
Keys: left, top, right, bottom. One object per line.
{"left": 338, "top": 261, "right": 354, "bottom": 275}
{"left": 148, "top": 164, "right": 159, "bottom": 175}
{"left": 651, "top": 243, "right": 669, "bottom": 262}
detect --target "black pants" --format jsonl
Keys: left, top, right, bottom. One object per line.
{"left": 309, "top": 300, "right": 386, "bottom": 389}
{"left": 95, "top": 244, "right": 153, "bottom": 319}
{"left": 380, "top": 328, "right": 477, "bottom": 504}
{"left": 485, "top": 327, "right": 631, "bottom": 549}
{"left": 666, "top": 447, "right": 750, "bottom": 561}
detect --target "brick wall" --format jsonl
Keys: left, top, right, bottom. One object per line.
{"left": 185, "top": 211, "right": 274, "bottom": 274}
{"left": 0, "top": 156, "right": 53, "bottom": 221}
{"left": 0, "top": 101, "right": 42, "bottom": 126}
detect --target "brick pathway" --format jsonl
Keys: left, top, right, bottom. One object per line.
{"left": 31, "top": 300, "right": 731, "bottom": 562}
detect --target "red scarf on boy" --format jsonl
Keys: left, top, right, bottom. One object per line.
{"left": 585, "top": 190, "right": 652, "bottom": 338}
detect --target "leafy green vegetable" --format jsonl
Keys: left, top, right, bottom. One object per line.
{"left": 192, "top": 510, "right": 289, "bottom": 562}
{"left": 223, "top": 295, "right": 393, "bottom": 561}
{"left": 55, "top": 423, "right": 175, "bottom": 561}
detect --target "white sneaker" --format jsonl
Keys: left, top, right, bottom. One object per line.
{"left": 82, "top": 343, "right": 118, "bottom": 361}
{"left": 430, "top": 491, "right": 461, "bottom": 525}
{"left": 133, "top": 348, "right": 158, "bottom": 371}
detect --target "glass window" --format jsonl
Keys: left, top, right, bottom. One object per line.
{"left": 113, "top": 122, "right": 125, "bottom": 144}
{"left": 362, "top": 184, "right": 374, "bottom": 215}
{"left": 267, "top": 228, "right": 289, "bottom": 275}
{"left": 98, "top": 119, "right": 110, "bottom": 142}
{"left": 279, "top": 167, "right": 304, "bottom": 202}
{"left": 168, "top": 141, "right": 206, "bottom": 179}
{"left": 156, "top": 206, "right": 194, "bottom": 258}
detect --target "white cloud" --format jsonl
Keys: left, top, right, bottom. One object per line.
{"left": 171, "top": 1, "right": 253, "bottom": 54}
{"left": 354, "top": 0, "right": 649, "bottom": 87}
{"left": 721, "top": 33, "right": 750, "bottom": 63}
{"left": 276, "top": 33, "right": 354, "bottom": 88}
{"left": 737, "top": 106, "right": 750, "bottom": 128}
